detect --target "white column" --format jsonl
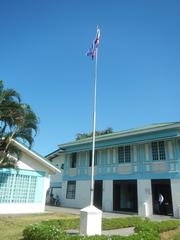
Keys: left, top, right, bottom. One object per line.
{"left": 137, "top": 179, "right": 153, "bottom": 217}
{"left": 171, "top": 179, "right": 180, "bottom": 218}
{"left": 102, "top": 180, "right": 113, "bottom": 212}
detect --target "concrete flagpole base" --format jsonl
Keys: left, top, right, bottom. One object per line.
{"left": 80, "top": 205, "right": 102, "bottom": 236}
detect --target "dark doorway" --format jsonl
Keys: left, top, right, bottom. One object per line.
{"left": 151, "top": 179, "right": 173, "bottom": 216}
{"left": 113, "top": 180, "right": 138, "bottom": 212}
{"left": 94, "top": 180, "right": 103, "bottom": 209}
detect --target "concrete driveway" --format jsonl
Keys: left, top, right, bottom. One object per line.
{"left": 45, "top": 205, "right": 174, "bottom": 220}
{"left": 46, "top": 205, "right": 137, "bottom": 218}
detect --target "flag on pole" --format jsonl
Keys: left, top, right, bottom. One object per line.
{"left": 86, "top": 27, "right": 100, "bottom": 60}
{"left": 94, "top": 27, "right": 100, "bottom": 47}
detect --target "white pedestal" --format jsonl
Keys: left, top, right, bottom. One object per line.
{"left": 80, "top": 205, "right": 102, "bottom": 236}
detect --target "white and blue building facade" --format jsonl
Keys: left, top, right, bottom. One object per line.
{"left": 48, "top": 122, "right": 180, "bottom": 218}
{"left": 0, "top": 140, "right": 60, "bottom": 214}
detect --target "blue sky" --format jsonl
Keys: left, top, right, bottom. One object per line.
{"left": 0, "top": 0, "right": 180, "bottom": 156}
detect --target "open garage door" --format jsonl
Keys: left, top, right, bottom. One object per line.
{"left": 151, "top": 179, "right": 173, "bottom": 216}
{"left": 113, "top": 180, "right": 138, "bottom": 212}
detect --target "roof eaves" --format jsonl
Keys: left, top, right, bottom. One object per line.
{"left": 45, "top": 148, "right": 64, "bottom": 160}
{"left": 58, "top": 122, "right": 180, "bottom": 149}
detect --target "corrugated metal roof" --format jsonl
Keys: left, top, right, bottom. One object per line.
{"left": 59, "top": 122, "right": 180, "bottom": 147}
{"left": 47, "top": 122, "right": 180, "bottom": 156}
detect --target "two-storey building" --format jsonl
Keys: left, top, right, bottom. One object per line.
{"left": 47, "top": 122, "right": 180, "bottom": 218}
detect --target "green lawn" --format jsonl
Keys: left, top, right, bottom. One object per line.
{"left": 0, "top": 213, "right": 180, "bottom": 240}
{"left": 0, "top": 212, "right": 77, "bottom": 240}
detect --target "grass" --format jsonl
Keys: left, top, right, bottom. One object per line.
{"left": 0, "top": 212, "right": 78, "bottom": 240}
{"left": 0, "top": 212, "right": 180, "bottom": 240}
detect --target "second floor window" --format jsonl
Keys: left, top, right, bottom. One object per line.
{"left": 118, "top": 145, "right": 131, "bottom": 163}
{"left": 151, "top": 141, "right": 166, "bottom": 160}
{"left": 89, "top": 150, "right": 97, "bottom": 167}
{"left": 70, "top": 153, "right": 77, "bottom": 168}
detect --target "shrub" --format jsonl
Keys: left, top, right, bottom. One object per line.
{"left": 23, "top": 217, "right": 180, "bottom": 240}
{"left": 23, "top": 223, "right": 66, "bottom": 240}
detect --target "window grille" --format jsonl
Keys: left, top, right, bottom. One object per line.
{"left": 66, "top": 181, "right": 76, "bottom": 199}
{"left": 118, "top": 146, "right": 131, "bottom": 163}
{"left": 152, "top": 141, "right": 166, "bottom": 160}
{"left": 0, "top": 172, "right": 37, "bottom": 203}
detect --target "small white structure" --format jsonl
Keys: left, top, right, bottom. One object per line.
{"left": 80, "top": 205, "right": 102, "bottom": 236}
{"left": 0, "top": 140, "right": 60, "bottom": 214}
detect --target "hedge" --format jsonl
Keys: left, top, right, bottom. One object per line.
{"left": 23, "top": 217, "right": 180, "bottom": 240}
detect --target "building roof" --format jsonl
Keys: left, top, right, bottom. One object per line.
{"left": 60, "top": 122, "right": 180, "bottom": 146}
{"left": 12, "top": 140, "right": 61, "bottom": 174}
{"left": 45, "top": 148, "right": 64, "bottom": 160}
{"left": 47, "top": 122, "right": 180, "bottom": 157}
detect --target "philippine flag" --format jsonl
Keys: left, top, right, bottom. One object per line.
{"left": 86, "top": 27, "right": 100, "bottom": 60}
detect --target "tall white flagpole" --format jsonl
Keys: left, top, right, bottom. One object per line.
{"left": 90, "top": 34, "right": 98, "bottom": 206}
{"left": 80, "top": 27, "right": 102, "bottom": 236}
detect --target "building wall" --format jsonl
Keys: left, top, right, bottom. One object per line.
{"left": 50, "top": 154, "right": 64, "bottom": 184}
{"left": 61, "top": 179, "right": 148, "bottom": 214}
{"left": 61, "top": 179, "right": 114, "bottom": 211}
{"left": 18, "top": 152, "right": 52, "bottom": 173}
{"left": 0, "top": 151, "right": 52, "bottom": 214}
{"left": 61, "top": 180, "right": 90, "bottom": 208}
{"left": 47, "top": 154, "right": 64, "bottom": 203}
{"left": 0, "top": 174, "right": 50, "bottom": 214}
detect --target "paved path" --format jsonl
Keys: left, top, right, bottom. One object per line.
{"left": 67, "top": 227, "right": 135, "bottom": 236}
{"left": 46, "top": 206, "right": 137, "bottom": 218}
{"left": 45, "top": 205, "right": 173, "bottom": 220}
{"left": 103, "top": 227, "right": 135, "bottom": 236}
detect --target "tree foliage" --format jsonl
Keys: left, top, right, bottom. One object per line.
{"left": 0, "top": 80, "right": 39, "bottom": 168}
{"left": 76, "top": 127, "right": 113, "bottom": 140}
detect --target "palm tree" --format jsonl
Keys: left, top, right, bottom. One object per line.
{"left": 0, "top": 80, "right": 39, "bottom": 167}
